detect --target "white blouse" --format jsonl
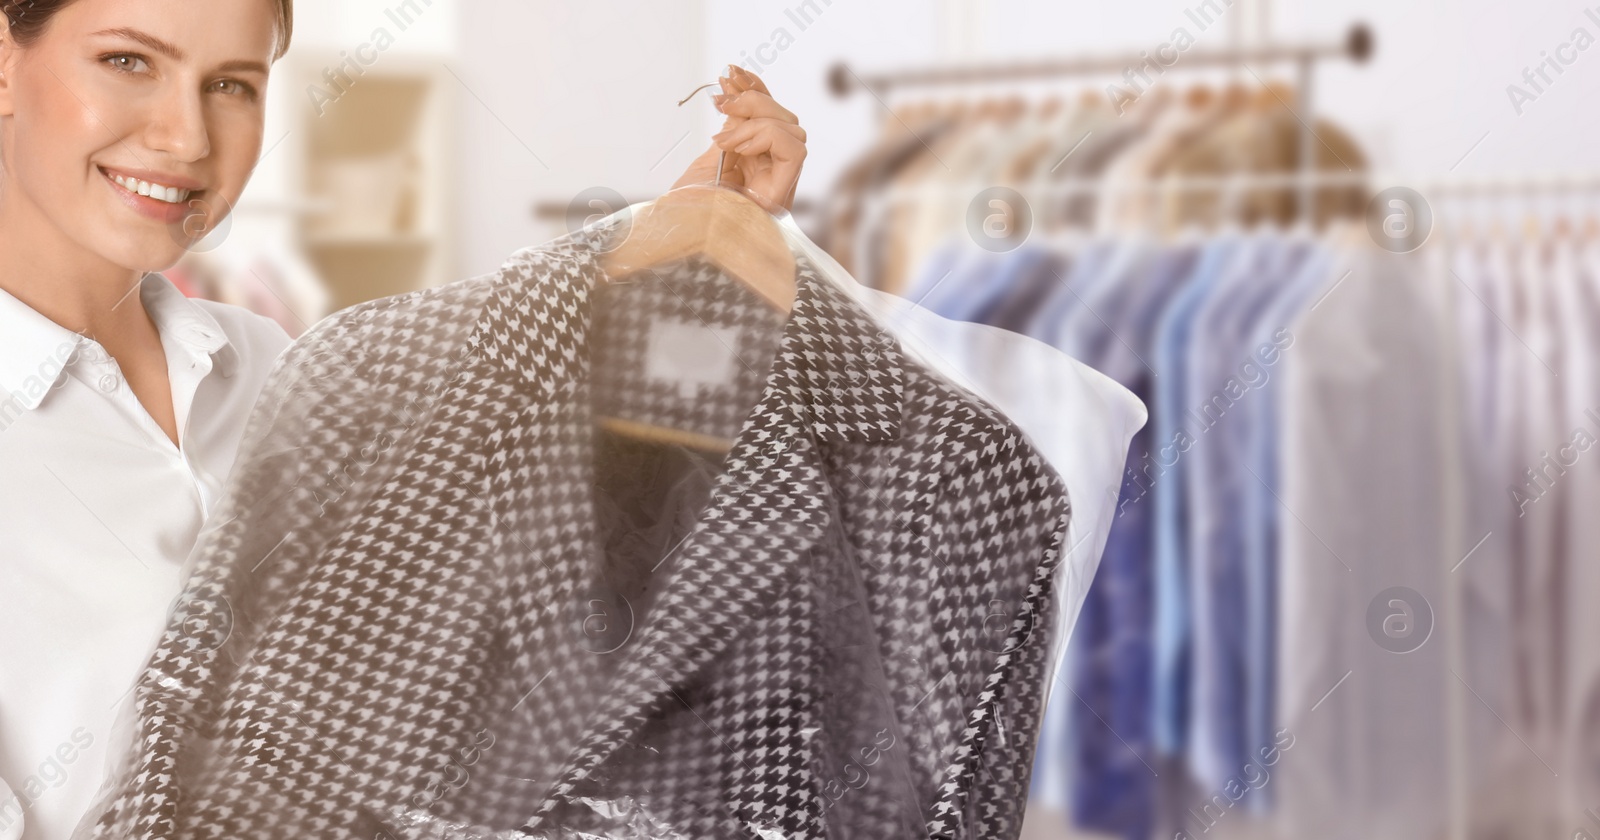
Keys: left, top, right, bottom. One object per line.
{"left": 0, "top": 272, "right": 291, "bottom": 840}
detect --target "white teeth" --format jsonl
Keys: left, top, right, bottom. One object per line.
{"left": 108, "top": 171, "right": 192, "bottom": 204}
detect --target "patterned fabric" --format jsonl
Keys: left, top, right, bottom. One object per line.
{"left": 80, "top": 211, "right": 1073, "bottom": 840}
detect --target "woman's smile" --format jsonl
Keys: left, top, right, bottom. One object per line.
{"left": 97, "top": 163, "right": 204, "bottom": 224}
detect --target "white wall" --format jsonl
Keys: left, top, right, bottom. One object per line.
{"left": 698, "top": 0, "right": 1600, "bottom": 186}
{"left": 453, "top": 0, "right": 709, "bottom": 279}
{"left": 444, "top": 0, "right": 1600, "bottom": 280}
{"left": 1284, "top": 0, "right": 1600, "bottom": 177}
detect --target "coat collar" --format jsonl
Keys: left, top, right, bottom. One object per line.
{"left": 469, "top": 213, "right": 910, "bottom": 826}
{"left": 472, "top": 210, "right": 907, "bottom": 445}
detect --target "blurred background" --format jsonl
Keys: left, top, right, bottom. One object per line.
{"left": 192, "top": 1, "right": 1600, "bottom": 838}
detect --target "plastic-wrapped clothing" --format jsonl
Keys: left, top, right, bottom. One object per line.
{"left": 79, "top": 199, "right": 1075, "bottom": 840}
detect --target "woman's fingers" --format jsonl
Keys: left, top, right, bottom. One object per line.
{"left": 689, "top": 65, "right": 805, "bottom": 210}
{"left": 716, "top": 70, "right": 755, "bottom": 109}
{"left": 726, "top": 122, "right": 807, "bottom": 211}
{"left": 712, "top": 117, "right": 805, "bottom": 152}
{"left": 730, "top": 65, "right": 769, "bottom": 94}
{"left": 716, "top": 88, "right": 799, "bottom": 127}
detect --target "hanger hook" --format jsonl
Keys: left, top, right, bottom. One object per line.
{"left": 679, "top": 80, "right": 728, "bottom": 186}
{"left": 678, "top": 81, "right": 720, "bottom": 106}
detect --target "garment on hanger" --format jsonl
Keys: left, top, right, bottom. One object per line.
{"left": 1554, "top": 237, "right": 1600, "bottom": 823}
{"left": 780, "top": 221, "right": 1146, "bottom": 672}
{"left": 80, "top": 200, "right": 1083, "bottom": 840}
{"left": 819, "top": 107, "right": 958, "bottom": 279}
{"left": 1273, "top": 242, "right": 1460, "bottom": 840}
{"left": 820, "top": 51, "right": 1600, "bottom": 840}
{"left": 1184, "top": 232, "right": 1315, "bottom": 792}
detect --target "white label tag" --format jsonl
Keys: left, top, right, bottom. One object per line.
{"left": 644, "top": 318, "right": 742, "bottom": 399}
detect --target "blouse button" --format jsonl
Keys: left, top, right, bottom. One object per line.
{"left": 98, "top": 373, "right": 120, "bottom": 393}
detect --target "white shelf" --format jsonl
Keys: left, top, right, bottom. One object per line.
{"left": 285, "top": 51, "right": 456, "bottom": 311}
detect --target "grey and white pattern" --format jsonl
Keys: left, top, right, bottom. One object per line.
{"left": 80, "top": 212, "right": 1071, "bottom": 840}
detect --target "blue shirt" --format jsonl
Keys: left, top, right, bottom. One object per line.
{"left": 901, "top": 235, "right": 974, "bottom": 313}
{"left": 1236, "top": 239, "right": 1334, "bottom": 810}
{"left": 1149, "top": 234, "right": 1245, "bottom": 757}
{"left": 1024, "top": 237, "right": 1121, "bottom": 348}
{"left": 1184, "top": 234, "right": 1313, "bottom": 789}
{"left": 1060, "top": 241, "right": 1202, "bottom": 839}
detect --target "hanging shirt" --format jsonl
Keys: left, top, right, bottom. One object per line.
{"left": 1185, "top": 234, "right": 1312, "bottom": 791}
{"left": 83, "top": 205, "right": 1079, "bottom": 840}
{"left": 1276, "top": 243, "right": 1458, "bottom": 840}
{"left": 1059, "top": 239, "right": 1200, "bottom": 840}
{"left": 1238, "top": 238, "right": 1339, "bottom": 809}
{"left": 1554, "top": 239, "right": 1600, "bottom": 819}
{"left": 1149, "top": 233, "right": 1246, "bottom": 758}
{"left": 0, "top": 273, "right": 291, "bottom": 840}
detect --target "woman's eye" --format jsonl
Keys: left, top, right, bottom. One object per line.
{"left": 212, "top": 79, "right": 259, "bottom": 100}
{"left": 99, "top": 52, "right": 258, "bottom": 100}
{"left": 103, "top": 53, "right": 149, "bottom": 74}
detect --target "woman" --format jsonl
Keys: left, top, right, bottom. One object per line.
{"left": 0, "top": 2, "right": 807, "bottom": 838}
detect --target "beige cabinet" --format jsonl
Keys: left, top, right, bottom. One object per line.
{"left": 285, "top": 51, "right": 456, "bottom": 311}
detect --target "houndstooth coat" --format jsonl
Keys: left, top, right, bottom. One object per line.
{"left": 81, "top": 211, "right": 1072, "bottom": 840}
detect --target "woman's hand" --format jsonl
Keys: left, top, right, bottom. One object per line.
{"left": 672, "top": 65, "right": 807, "bottom": 214}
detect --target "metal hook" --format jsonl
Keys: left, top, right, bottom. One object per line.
{"left": 677, "top": 81, "right": 719, "bottom": 106}
{"left": 679, "top": 80, "right": 727, "bottom": 186}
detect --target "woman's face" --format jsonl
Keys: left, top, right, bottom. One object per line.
{"left": 0, "top": 0, "right": 277, "bottom": 272}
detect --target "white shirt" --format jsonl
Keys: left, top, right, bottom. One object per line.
{"left": 0, "top": 272, "right": 291, "bottom": 840}
{"left": 1276, "top": 241, "right": 1461, "bottom": 840}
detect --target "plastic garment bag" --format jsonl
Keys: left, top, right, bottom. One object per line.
{"left": 79, "top": 194, "right": 1074, "bottom": 840}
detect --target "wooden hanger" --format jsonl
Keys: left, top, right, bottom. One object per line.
{"left": 600, "top": 182, "right": 796, "bottom": 314}
{"left": 974, "top": 96, "right": 1005, "bottom": 120}
{"left": 931, "top": 97, "right": 962, "bottom": 121}
{"left": 1521, "top": 212, "right": 1542, "bottom": 244}
{"left": 998, "top": 94, "right": 1028, "bottom": 121}
{"left": 1488, "top": 214, "right": 1508, "bottom": 244}
{"left": 1252, "top": 79, "right": 1295, "bottom": 110}
{"left": 1145, "top": 84, "right": 1174, "bottom": 112}
{"left": 594, "top": 81, "right": 798, "bottom": 452}
{"left": 1551, "top": 214, "right": 1573, "bottom": 243}
{"left": 1220, "top": 81, "right": 1250, "bottom": 111}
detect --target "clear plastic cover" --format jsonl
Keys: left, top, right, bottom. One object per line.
{"left": 78, "top": 187, "right": 1073, "bottom": 839}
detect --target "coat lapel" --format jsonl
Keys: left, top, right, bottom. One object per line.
{"left": 469, "top": 216, "right": 906, "bottom": 829}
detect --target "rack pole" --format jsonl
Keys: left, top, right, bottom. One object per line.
{"left": 827, "top": 23, "right": 1373, "bottom": 98}
{"left": 1296, "top": 55, "right": 1316, "bottom": 220}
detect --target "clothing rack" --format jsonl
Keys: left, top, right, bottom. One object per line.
{"left": 829, "top": 24, "right": 1374, "bottom": 218}
{"left": 822, "top": 24, "right": 1597, "bottom": 840}
{"left": 532, "top": 197, "right": 818, "bottom": 222}
{"left": 875, "top": 170, "right": 1600, "bottom": 206}
{"left": 827, "top": 25, "right": 1372, "bottom": 96}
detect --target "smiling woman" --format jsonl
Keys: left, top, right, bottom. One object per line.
{"left": 0, "top": 0, "right": 289, "bottom": 273}
{"left": 0, "top": 2, "right": 299, "bottom": 840}
{"left": 0, "top": 2, "right": 822, "bottom": 838}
